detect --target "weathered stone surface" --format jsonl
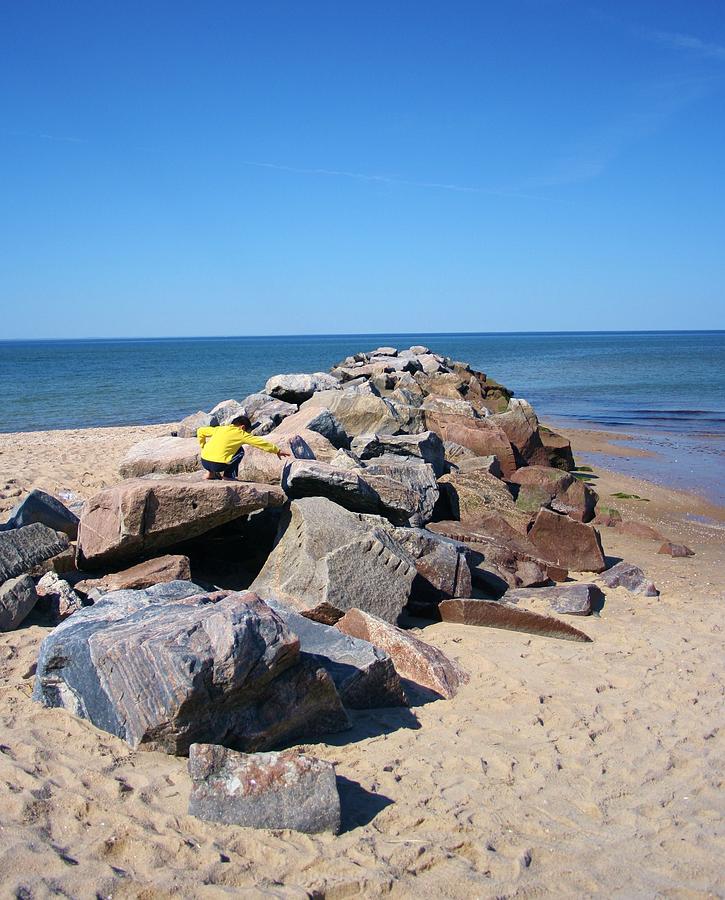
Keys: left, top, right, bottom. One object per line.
{"left": 177, "top": 410, "right": 214, "bottom": 438}
{"left": 264, "top": 599, "right": 408, "bottom": 708}
{"left": 537, "top": 427, "right": 576, "bottom": 471}
{"left": 508, "top": 465, "right": 572, "bottom": 490}
{"left": 74, "top": 554, "right": 192, "bottom": 597}
{"left": 282, "top": 459, "right": 381, "bottom": 515}
{"left": 209, "top": 399, "right": 245, "bottom": 425}
{"left": 351, "top": 431, "right": 445, "bottom": 477}
{"left": 77, "top": 475, "right": 285, "bottom": 569}
{"left": 239, "top": 393, "right": 298, "bottom": 428}
{"left": 438, "top": 469, "right": 521, "bottom": 524}
{"left": 2, "top": 489, "right": 79, "bottom": 539}
{"left": 593, "top": 505, "right": 622, "bottom": 527}
{"left": 504, "top": 583, "right": 599, "bottom": 616}
{"left": 34, "top": 584, "right": 350, "bottom": 753}
{"left": 490, "top": 399, "right": 543, "bottom": 464}
{"left": 392, "top": 527, "right": 472, "bottom": 608}
{"left": 528, "top": 508, "right": 606, "bottom": 573}
{"left": 119, "top": 436, "right": 200, "bottom": 479}
{"left": 371, "top": 346, "right": 398, "bottom": 357}
{"left": 550, "top": 479, "right": 598, "bottom": 523}
{"left": 456, "top": 455, "right": 502, "bottom": 477}
{"left": 235, "top": 429, "right": 336, "bottom": 484}
{"left": 509, "top": 467, "right": 597, "bottom": 522}
{"left": 601, "top": 561, "right": 659, "bottom": 597}
{"left": 265, "top": 372, "right": 340, "bottom": 404}
{"left": 0, "top": 523, "right": 69, "bottom": 584}
{"left": 443, "top": 441, "right": 478, "bottom": 467}
{"left": 0, "top": 575, "right": 38, "bottom": 631}
{"left": 35, "top": 571, "right": 83, "bottom": 622}
{"left": 438, "top": 598, "right": 592, "bottom": 642}
{"left": 658, "top": 541, "right": 695, "bottom": 558}
{"left": 336, "top": 608, "right": 469, "bottom": 699}
{"left": 251, "top": 498, "right": 416, "bottom": 625}
{"left": 424, "top": 411, "right": 517, "bottom": 477}
{"left": 615, "top": 521, "right": 667, "bottom": 542}
{"left": 302, "top": 391, "right": 406, "bottom": 437}
{"left": 361, "top": 458, "right": 440, "bottom": 526}
{"left": 271, "top": 406, "right": 349, "bottom": 449}
{"left": 188, "top": 744, "right": 341, "bottom": 834}
{"left": 422, "top": 396, "right": 478, "bottom": 418}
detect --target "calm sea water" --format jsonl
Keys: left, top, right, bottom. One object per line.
{"left": 1, "top": 331, "right": 723, "bottom": 502}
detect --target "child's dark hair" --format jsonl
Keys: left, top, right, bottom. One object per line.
{"left": 231, "top": 414, "right": 252, "bottom": 430}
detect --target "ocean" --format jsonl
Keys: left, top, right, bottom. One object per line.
{"left": 1, "top": 331, "right": 723, "bottom": 503}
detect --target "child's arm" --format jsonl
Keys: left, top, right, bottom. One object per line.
{"left": 239, "top": 432, "right": 290, "bottom": 458}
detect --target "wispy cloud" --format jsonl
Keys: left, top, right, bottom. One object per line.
{"left": 645, "top": 30, "right": 725, "bottom": 61}
{"left": 239, "top": 160, "right": 556, "bottom": 202}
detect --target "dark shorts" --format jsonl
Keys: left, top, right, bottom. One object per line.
{"left": 201, "top": 447, "right": 245, "bottom": 476}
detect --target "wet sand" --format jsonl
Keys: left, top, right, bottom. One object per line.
{"left": 0, "top": 423, "right": 724, "bottom": 897}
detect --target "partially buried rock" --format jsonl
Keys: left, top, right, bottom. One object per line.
{"left": 188, "top": 744, "right": 341, "bottom": 834}
{"left": 601, "top": 561, "right": 659, "bottom": 597}
{"left": 438, "top": 598, "right": 592, "bottom": 642}
{"left": 119, "top": 436, "right": 201, "bottom": 478}
{"left": 658, "top": 541, "right": 695, "bottom": 558}
{"left": 503, "top": 583, "right": 599, "bottom": 616}
{"left": 0, "top": 523, "right": 69, "bottom": 584}
{"left": 263, "top": 598, "right": 408, "bottom": 708}
{"left": 35, "top": 571, "right": 83, "bottom": 622}
{"left": 0, "top": 575, "right": 38, "bottom": 631}
{"left": 76, "top": 475, "right": 285, "bottom": 569}
{"left": 33, "top": 583, "right": 350, "bottom": 754}
{"left": 3, "top": 488, "right": 79, "bottom": 539}
{"left": 336, "top": 608, "right": 469, "bottom": 699}
{"left": 528, "top": 508, "right": 606, "bottom": 573}
{"left": 251, "top": 497, "right": 417, "bottom": 625}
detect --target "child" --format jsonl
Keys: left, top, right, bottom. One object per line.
{"left": 197, "top": 415, "right": 290, "bottom": 480}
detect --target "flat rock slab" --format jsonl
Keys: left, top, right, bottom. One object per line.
{"left": 438, "top": 598, "right": 593, "bottom": 642}
{"left": 76, "top": 475, "right": 285, "bottom": 569}
{"left": 0, "top": 523, "right": 69, "bottom": 584}
{"left": 351, "top": 431, "right": 445, "bottom": 477}
{"left": 423, "top": 411, "right": 517, "bottom": 477}
{"left": 74, "top": 554, "right": 192, "bottom": 597}
{"left": 503, "top": 583, "right": 599, "bottom": 616}
{"left": 189, "top": 743, "right": 340, "bottom": 833}
{"left": 264, "top": 598, "right": 408, "bottom": 708}
{"left": 33, "top": 583, "right": 350, "bottom": 754}
{"left": 601, "top": 561, "right": 659, "bottom": 596}
{"left": 265, "top": 372, "right": 340, "bottom": 405}
{"left": 0, "top": 575, "right": 38, "bottom": 631}
{"left": 2, "top": 489, "right": 79, "bottom": 539}
{"left": 528, "top": 508, "right": 606, "bottom": 573}
{"left": 251, "top": 497, "right": 417, "bottom": 625}
{"left": 336, "top": 608, "right": 469, "bottom": 699}
{"left": 119, "top": 436, "right": 201, "bottom": 478}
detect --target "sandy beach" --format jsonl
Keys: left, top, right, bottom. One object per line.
{"left": 1, "top": 422, "right": 723, "bottom": 898}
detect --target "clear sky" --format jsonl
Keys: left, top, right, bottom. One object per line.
{"left": 1, "top": 0, "right": 723, "bottom": 338}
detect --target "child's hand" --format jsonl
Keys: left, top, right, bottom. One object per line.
{"left": 277, "top": 450, "right": 292, "bottom": 459}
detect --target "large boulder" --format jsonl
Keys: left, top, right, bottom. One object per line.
{"left": 601, "top": 561, "right": 659, "bottom": 597}
{"left": 76, "top": 475, "right": 285, "bottom": 569}
{"left": 351, "top": 431, "right": 445, "bottom": 477}
{"left": 336, "top": 608, "right": 469, "bottom": 699}
{"left": 271, "top": 406, "right": 349, "bottom": 449}
{"left": 251, "top": 497, "right": 417, "bottom": 625}
{"left": 361, "top": 458, "right": 440, "bottom": 526}
{"left": 301, "top": 391, "right": 407, "bottom": 437}
{"left": 177, "top": 410, "right": 215, "bottom": 438}
{"left": 2, "top": 489, "right": 79, "bottom": 539}
{"left": 537, "top": 427, "right": 576, "bottom": 471}
{"left": 528, "top": 508, "right": 606, "bottom": 573}
{"left": 119, "top": 436, "right": 200, "bottom": 479}
{"left": 282, "top": 459, "right": 381, "bottom": 515}
{"left": 0, "top": 523, "right": 69, "bottom": 584}
{"left": 0, "top": 575, "right": 38, "bottom": 631}
{"left": 489, "top": 399, "right": 543, "bottom": 465}
{"left": 423, "top": 410, "right": 517, "bottom": 477}
{"left": 33, "top": 584, "right": 350, "bottom": 754}
{"left": 265, "top": 372, "right": 340, "bottom": 404}
{"left": 437, "top": 469, "right": 523, "bottom": 525}
{"left": 438, "top": 598, "right": 592, "bottom": 642}
{"left": 392, "top": 527, "right": 472, "bottom": 610}
{"left": 188, "top": 744, "right": 341, "bottom": 834}
{"left": 264, "top": 599, "right": 408, "bottom": 708}
{"left": 209, "top": 399, "right": 245, "bottom": 425}
{"left": 509, "top": 466, "right": 597, "bottom": 522}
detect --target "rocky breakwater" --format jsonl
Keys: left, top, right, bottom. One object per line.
{"left": 16, "top": 343, "right": 692, "bottom": 831}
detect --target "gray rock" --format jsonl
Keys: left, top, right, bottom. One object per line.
{"left": 329, "top": 448, "right": 365, "bottom": 469}
{"left": 209, "top": 399, "right": 245, "bottom": 425}
{"left": 119, "top": 436, "right": 201, "bottom": 478}
{"left": 177, "top": 410, "right": 215, "bottom": 438}
{"left": 36, "top": 571, "right": 83, "bottom": 622}
{"left": 370, "top": 346, "right": 398, "bottom": 357}
{"left": 393, "top": 527, "right": 472, "bottom": 610}
{"left": 0, "top": 575, "right": 38, "bottom": 631}
{"left": 504, "top": 583, "right": 599, "bottom": 616}
{"left": 188, "top": 744, "right": 341, "bottom": 834}
{"left": 251, "top": 497, "right": 417, "bottom": 625}
{"left": 456, "top": 455, "right": 502, "bottom": 478}
{"left": 300, "top": 391, "right": 406, "bottom": 437}
{"left": 0, "top": 523, "right": 69, "bottom": 584}
{"left": 282, "top": 459, "right": 381, "bottom": 515}
{"left": 601, "top": 561, "right": 659, "bottom": 597}
{"left": 2, "top": 489, "right": 79, "bottom": 539}
{"left": 361, "top": 457, "right": 440, "bottom": 526}
{"left": 264, "top": 598, "right": 408, "bottom": 708}
{"left": 272, "top": 406, "right": 349, "bottom": 449}
{"left": 265, "top": 372, "right": 340, "bottom": 404}
{"left": 33, "top": 584, "right": 350, "bottom": 754}
{"left": 351, "top": 431, "right": 445, "bottom": 477}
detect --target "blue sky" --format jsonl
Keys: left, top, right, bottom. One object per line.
{"left": 1, "top": 0, "right": 723, "bottom": 338}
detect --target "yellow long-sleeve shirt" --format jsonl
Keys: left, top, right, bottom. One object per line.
{"left": 197, "top": 425, "right": 280, "bottom": 464}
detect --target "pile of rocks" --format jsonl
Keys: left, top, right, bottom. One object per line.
{"left": 2, "top": 345, "right": 680, "bottom": 832}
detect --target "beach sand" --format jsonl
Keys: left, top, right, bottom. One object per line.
{"left": 1, "top": 424, "right": 723, "bottom": 897}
